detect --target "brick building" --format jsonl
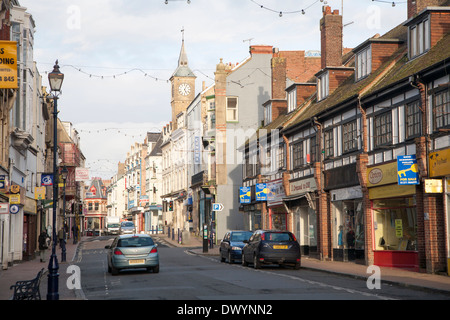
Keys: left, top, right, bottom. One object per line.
{"left": 242, "top": 0, "right": 450, "bottom": 275}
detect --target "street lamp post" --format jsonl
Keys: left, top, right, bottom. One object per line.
{"left": 47, "top": 60, "right": 64, "bottom": 301}
{"left": 61, "top": 165, "right": 68, "bottom": 263}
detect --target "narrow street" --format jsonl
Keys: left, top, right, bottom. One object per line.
{"left": 76, "top": 237, "right": 450, "bottom": 301}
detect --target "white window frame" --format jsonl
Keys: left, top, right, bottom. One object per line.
{"left": 287, "top": 89, "right": 296, "bottom": 113}
{"left": 318, "top": 71, "right": 329, "bottom": 101}
{"left": 409, "top": 17, "right": 430, "bottom": 59}
{"left": 226, "top": 96, "right": 238, "bottom": 122}
{"left": 356, "top": 45, "right": 372, "bottom": 81}
{"left": 264, "top": 103, "right": 272, "bottom": 125}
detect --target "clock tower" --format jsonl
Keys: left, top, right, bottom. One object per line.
{"left": 170, "top": 31, "right": 196, "bottom": 130}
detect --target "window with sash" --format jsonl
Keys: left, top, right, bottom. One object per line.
{"left": 406, "top": 100, "right": 421, "bottom": 139}
{"left": 343, "top": 121, "right": 358, "bottom": 153}
{"left": 374, "top": 112, "right": 392, "bottom": 147}
{"left": 324, "top": 130, "right": 334, "bottom": 158}
{"left": 433, "top": 89, "right": 450, "bottom": 130}
{"left": 292, "top": 142, "right": 304, "bottom": 169}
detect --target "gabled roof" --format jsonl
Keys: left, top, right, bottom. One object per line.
{"left": 363, "top": 32, "right": 450, "bottom": 99}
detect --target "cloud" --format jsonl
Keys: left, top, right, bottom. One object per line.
{"left": 20, "top": 0, "right": 409, "bottom": 179}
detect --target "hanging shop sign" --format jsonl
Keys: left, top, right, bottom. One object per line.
{"left": 41, "top": 173, "right": 53, "bottom": 186}
{"left": 35, "top": 186, "right": 46, "bottom": 200}
{"left": 0, "top": 41, "right": 18, "bottom": 89}
{"left": 255, "top": 183, "right": 268, "bottom": 201}
{"left": 397, "top": 155, "right": 419, "bottom": 185}
{"left": 239, "top": 187, "right": 251, "bottom": 204}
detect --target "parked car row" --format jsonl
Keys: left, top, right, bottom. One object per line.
{"left": 220, "top": 230, "right": 301, "bottom": 270}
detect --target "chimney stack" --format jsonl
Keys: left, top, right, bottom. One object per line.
{"left": 320, "top": 6, "right": 343, "bottom": 69}
{"left": 407, "top": 0, "right": 448, "bottom": 18}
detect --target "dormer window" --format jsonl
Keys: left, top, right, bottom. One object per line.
{"left": 287, "top": 89, "right": 296, "bottom": 113}
{"left": 264, "top": 102, "right": 272, "bottom": 125}
{"left": 317, "top": 71, "right": 329, "bottom": 101}
{"left": 408, "top": 16, "right": 430, "bottom": 59}
{"left": 356, "top": 45, "right": 371, "bottom": 81}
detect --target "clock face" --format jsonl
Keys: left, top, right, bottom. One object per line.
{"left": 178, "top": 83, "right": 191, "bottom": 96}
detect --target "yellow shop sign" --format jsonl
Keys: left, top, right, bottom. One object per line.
{"left": 429, "top": 148, "right": 450, "bottom": 177}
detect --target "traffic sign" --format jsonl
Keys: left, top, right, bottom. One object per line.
{"left": 212, "top": 203, "right": 224, "bottom": 211}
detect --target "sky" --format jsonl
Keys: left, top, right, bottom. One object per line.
{"left": 18, "top": 0, "right": 408, "bottom": 180}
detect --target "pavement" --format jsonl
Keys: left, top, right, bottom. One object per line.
{"left": 1, "top": 233, "right": 449, "bottom": 300}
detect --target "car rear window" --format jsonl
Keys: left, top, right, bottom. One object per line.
{"left": 230, "top": 232, "right": 252, "bottom": 242}
{"left": 118, "top": 237, "right": 154, "bottom": 247}
{"left": 264, "top": 232, "right": 294, "bottom": 242}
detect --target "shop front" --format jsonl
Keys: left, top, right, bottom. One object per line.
{"left": 429, "top": 148, "right": 450, "bottom": 276}
{"left": 325, "top": 163, "right": 364, "bottom": 263}
{"left": 367, "top": 161, "right": 418, "bottom": 272}
{"left": 267, "top": 179, "right": 287, "bottom": 231}
{"left": 284, "top": 176, "right": 317, "bottom": 256}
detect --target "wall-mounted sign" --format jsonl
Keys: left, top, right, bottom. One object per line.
{"left": 0, "top": 41, "right": 18, "bottom": 89}
{"left": 424, "top": 179, "right": 443, "bottom": 193}
{"left": 9, "top": 204, "right": 19, "bottom": 214}
{"left": 0, "top": 203, "right": 9, "bottom": 214}
{"left": 397, "top": 155, "right": 419, "bottom": 185}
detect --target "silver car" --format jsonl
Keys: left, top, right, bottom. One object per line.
{"left": 119, "top": 221, "right": 136, "bottom": 235}
{"left": 105, "top": 234, "right": 159, "bottom": 275}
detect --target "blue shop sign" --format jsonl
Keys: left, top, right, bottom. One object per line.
{"left": 256, "top": 183, "right": 267, "bottom": 201}
{"left": 239, "top": 187, "right": 251, "bottom": 204}
{"left": 397, "top": 155, "right": 419, "bottom": 185}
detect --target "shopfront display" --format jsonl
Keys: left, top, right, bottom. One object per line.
{"left": 331, "top": 198, "right": 364, "bottom": 262}
{"left": 286, "top": 177, "right": 318, "bottom": 256}
{"left": 367, "top": 161, "right": 418, "bottom": 271}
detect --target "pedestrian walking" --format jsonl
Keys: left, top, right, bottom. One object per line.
{"left": 38, "top": 230, "right": 50, "bottom": 262}
{"left": 72, "top": 224, "right": 79, "bottom": 244}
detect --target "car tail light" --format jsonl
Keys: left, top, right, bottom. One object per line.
{"left": 292, "top": 233, "right": 297, "bottom": 242}
{"left": 114, "top": 249, "right": 123, "bottom": 255}
{"left": 150, "top": 247, "right": 158, "bottom": 254}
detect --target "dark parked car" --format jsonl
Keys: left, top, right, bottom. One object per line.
{"left": 105, "top": 234, "right": 159, "bottom": 275}
{"left": 242, "top": 230, "right": 301, "bottom": 269}
{"left": 220, "top": 231, "right": 253, "bottom": 264}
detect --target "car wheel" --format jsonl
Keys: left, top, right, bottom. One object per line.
{"left": 111, "top": 266, "right": 119, "bottom": 275}
{"left": 228, "top": 251, "right": 234, "bottom": 264}
{"left": 253, "top": 254, "right": 261, "bottom": 269}
{"left": 294, "top": 261, "right": 301, "bottom": 270}
{"left": 153, "top": 265, "right": 160, "bottom": 273}
{"left": 242, "top": 252, "right": 248, "bottom": 266}
{"left": 107, "top": 264, "right": 111, "bottom": 273}
{"left": 220, "top": 249, "right": 226, "bottom": 262}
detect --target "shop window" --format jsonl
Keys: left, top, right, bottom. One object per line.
{"left": 373, "top": 198, "right": 417, "bottom": 251}
{"left": 332, "top": 200, "right": 364, "bottom": 262}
